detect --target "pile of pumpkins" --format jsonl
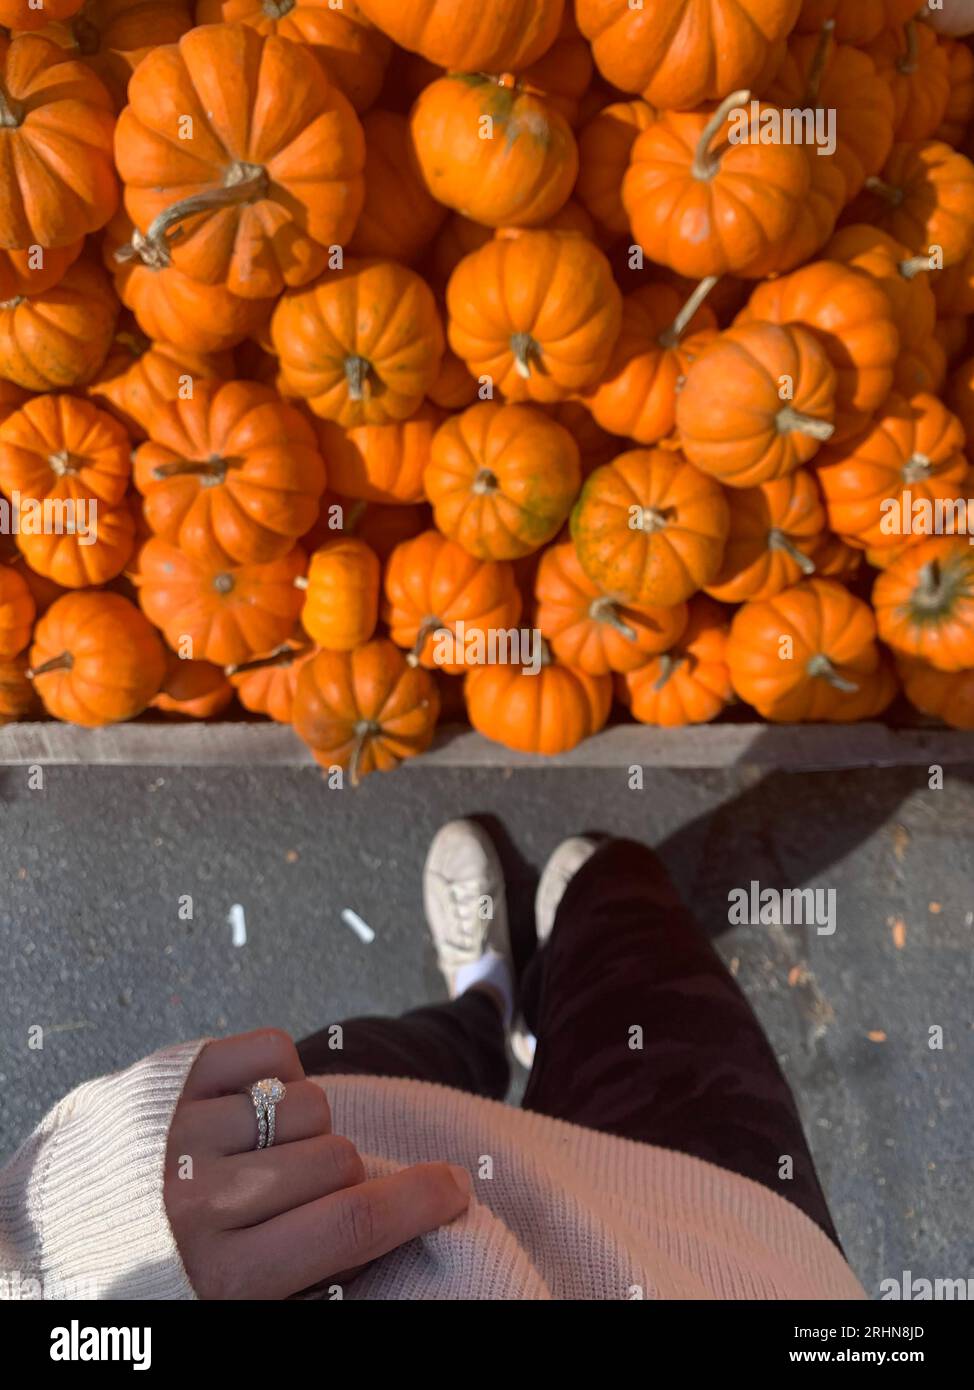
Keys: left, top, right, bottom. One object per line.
{"left": 3, "top": 0, "right": 974, "bottom": 781}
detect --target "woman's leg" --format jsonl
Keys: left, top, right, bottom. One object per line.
{"left": 296, "top": 988, "right": 509, "bottom": 1099}
{"left": 519, "top": 837, "right": 841, "bottom": 1246}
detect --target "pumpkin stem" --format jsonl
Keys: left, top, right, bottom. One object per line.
{"left": 344, "top": 354, "right": 372, "bottom": 402}
{"left": 897, "top": 19, "right": 919, "bottom": 76}
{"left": 691, "top": 88, "right": 751, "bottom": 181}
{"left": 865, "top": 175, "right": 905, "bottom": 208}
{"left": 0, "top": 81, "right": 24, "bottom": 128}
{"left": 213, "top": 572, "right": 235, "bottom": 595}
{"left": 768, "top": 528, "right": 816, "bottom": 576}
{"left": 915, "top": 558, "right": 946, "bottom": 610}
{"left": 114, "top": 162, "right": 270, "bottom": 270}
{"left": 805, "top": 20, "right": 835, "bottom": 104}
{"left": 262, "top": 0, "right": 295, "bottom": 16}
{"left": 472, "top": 468, "right": 499, "bottom": 495}
{"left": 0, "top": 295, "right": 25, "bottom": 310}
{"left": 47, "top": 450, "right": 81, "bottom": 478}
{"left": 27, "top": 652, "right": 74, "bottom": 679}
{"left": 407, "top": 615, "right": 447, "bottom": 668}
{"left": 151, "top": 454, "right": 234, "bottom": 483}
{"left": 776, "top": 405, "right": 835, "bottom": 442}
{"left": 653, "top": 652, "right": 683, "bottom": 691}
{"left": 589, "top": 596, "right": 638, "bottom": 643}
{"left": 902, "top": 451, "right": 932, "bottom": 483}
{"left": 225, "top": 642, "right": 309, "bottom": 676}
{"left": 899, "top": 253, "right": 934, "bottom": 279}
{"left": 510, "top": 332, "right": 542, "bottom": 379}
{"left": 637, "top": 506, "right": 673, "bottom": 533}
{"left": 349, "top": 718, "right": 380, "bottom": 788}
{"left": 342, "top": 499, "right": 368, "bottom": 534}
{"left": 658, "top": 276, "right": 719, "bottom": 349}
{"left": 806, "top": 653, "right": 859, "bottom": 693}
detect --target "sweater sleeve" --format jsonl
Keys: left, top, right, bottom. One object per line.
{"left": 0, "top": 1040, "right": 207, "bottom": 1301}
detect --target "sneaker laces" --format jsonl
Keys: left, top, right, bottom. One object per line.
{"left": 437, "top": 874, "right": 489, "bottom": 965}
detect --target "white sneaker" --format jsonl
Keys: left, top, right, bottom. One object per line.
{"left": 512, "top": 836, "right": 599, "bottom": 1068}
{"left": 423, "top": 819, "right": 509, "bottom": 996}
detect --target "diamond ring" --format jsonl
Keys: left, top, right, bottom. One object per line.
{"left": 248, "top": 1077, "right": 286, "bottom": 1150}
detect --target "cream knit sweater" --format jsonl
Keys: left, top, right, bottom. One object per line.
{"left": 0, "top": 1042, "right": 866, "bottom": 1300}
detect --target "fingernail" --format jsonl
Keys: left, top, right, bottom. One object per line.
{"left": 449, "top": 1164, "right": 472, "bottom": 1199}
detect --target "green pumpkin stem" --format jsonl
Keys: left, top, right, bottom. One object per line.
{"left": 510, "top": 332, "right": 542, "bottom": 379}
{"left": 0, "top": 82, "right": 24, "bottom": 128}
{"left": 692, "top": 88, "right": 751, "bottom": 181}
{"left": 589, "top": 596, "right": 638, "bottom": 643}
{"left": 916, "top": 558, "right": 946, "bottom": 609}
{"left": 768, "top": 528, "right": 816, "bottom": 576}
{"left": 806, "top": 653, "right": 859, "bottom": 693}
{"left": 114, "top": 162, "right": 269, "bottom": 271}
{"left": 653, "top": 652, "right": 684, "bottom": 691}
{"left": 344, "top": 355, "right": 372, "bottom": 402}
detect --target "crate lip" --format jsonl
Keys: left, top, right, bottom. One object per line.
{"left": 0, "top": 719, "right": 972, "bottom": 769}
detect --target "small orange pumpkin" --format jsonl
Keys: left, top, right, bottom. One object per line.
{"left": 292, "top": 636, "right": 440, "bottom": 784}
{"left": 424, "top": 402, "right": 581, "bottom": 560}
{"left": 575, "top": 99, "right": 655, "bottom": 236}
{"left": 313, "top": 402, "right": 443, "bottom": 505}
{"left": 873, "top": 537, "right": 974, "bottom": 671}
{"left": 535, "top": 540, "right": 687, "bottom": 676}
{"left": 383, "top": 529, "right": 522, "bottom": 673}
{"left": 0, "top": 256, "right": 118, "bottom": 393}
{"left": 897, "top": 656, "right": 974, "bottom": 729}
{"left": 0, "top": 651, "right": 37, "bottom": 722}
{"left": 676, "top": 323, "right": 837, "bottom": 487}
{"left": 151, "top": 653, "right": 234, "bottom": 719}
{"left": 296, "top": 538, "right": 380, "bottom": 650}
{"left": 705, "top": 470, "right": 826, "bottom": 603}
{"left": 0, "top": 564, "right": 35, "bottom": 656}
{"left": 349, "top": 108, "right": 446, "bottom": 261}
{"left": 571, "top": 447, "right": 730, "bottom": 606}
{"left": 28, "top": 590, "right": 166, "bottom": 726}
{"left": 617, "top": 595, "right": 732, "bottom": 728}
{"left": 87, "top": 323, "right": 233, "bottom": 439}
{"left": 227, "top": 634, "right": 315, "bottom": 724}
{"left": 464, "top": 638, "right": 611, "bottom": 755}
{"left": 848, "top": 141, "right": 974, "bottom": 268}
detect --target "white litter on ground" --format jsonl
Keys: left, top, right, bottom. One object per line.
{"left": 228, "top": 903, "right": 247, "bottom": 948}
{"left": 341, "top": 908, "right": 375, "bottom": 944}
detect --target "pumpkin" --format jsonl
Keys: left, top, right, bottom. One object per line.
{"left": 272, "top": 259, "right": 444, "bottom": 425}
{"left": 865, "top": 20, "right": 950, "bottom": 143}
{"left": 0, "top": 379, "right": 29, "bottom": 427}
{"left": 583, "top": 280, "right": 718, "bottom": 445}
{"left": 0, "top": 564, "right": 35, "bottom": 656}
{"left": 676, "top": 323, "right": 837, "bottom": 487}
{"left": 518, "top": 7, "right": 594, "bottom": 126}
{"left": 0, "top": 255, "right": 118, "bottom": 392}
{"left": 0, "top": 392, "right": 131, "bottom": 509}
{"left": 446, "top": 231, "right": 622, "bottom": 402}
{"left": 21, "top": 0, "right": 194, "bottom": 110}
{"left": 113, "top": 24, "right": 366, "bottom": 298}
{"left": 0, "top": 33, "right": 117, "bottom": 250}
{"left": 737, "top": 259, "right": 900, "bottom": 443}
{"left": 796, "top": 0, "right": 921, "bottom": 46}
{"left": 301, "top": 494, "right": 429, "bottom": 560}
{"left": 0, "top": 540, "right": 66, "bottom": 612}
{"left": 410, "top": 72, "right": 577, "bottom": 228}
{"left": 932, "top": 241, "right": 974, "bottom": 317}
{"left": 873, "top": 536, "right": 974, "bottom": 671}
{"left": 0, "top": 651, "right": 37, "bottom": 721}
{"left": 227, "top": 633, "right": 315, "bottom": 723}
{"left": 809, "top": 530, "right": 863, "bottom": 581}
{"left": 22, "top": 500, "right": 135, "bottom": 588}
{"left": 617, "top": 595, "right": 732, "bottom": 727}
{"left": 542, "top": 401, "right": 618, "bottom": 477}
{"left": 705, "top": 469, "right": 825, "bottom": 603}
{"left": 535, "top": 540, "right": 688, "bottom": 676}
{"left": 424, "top": 402, "right": 581, "bottom": 560}
{"left": 354, "top": 0, "right": 563, "bottom": 72}
{"left": 427, "top": 212, "right": 493, "bottom": 292}
{"left": 194, "top": 0, "right": 392, "bottom": 113}
{"left": 622, "top": 93, "right": 811, "bottom": 280}
{"left": 28, "top": 590, "right": 166, "bottom": 726}
{"left": 151, "top": 652, "right": 233, "bottom": 718}
{"left": 427, "top": 348, "right": 478, "bottom": 411}
{"left": 296, "top": 537, "right": 379, "bottom": 650}
{"left": 726, "top": 577, "right": 888, "bottom": 722}
{"left": 133, "top": 380, "right": 325, "bottom": 567}
{"left": 815, "top": 393, "right": 968, "bottom": 550}
{"left": 1, "top": 0, "right": 85, "bottom": 31}
{"left": 107, "top": 213, "right": 275, "bottom": 355}
{"left": 313, "top": 401, "right": 442, "bottom": 504}
{"left": 135, "top": 537, "right": 306, "bottom": 666}
{"left": 897, "top": 656, "right": 974, "bottom": 728}
{"left": 383, "top": 528, "right": 521, "bottom": 673}
{"left": 935, "top": 39, "right": 974, "bottom": 146}
{"left": 348, "top": 109, "right": 446, "bottom": 261}
{"left": 577, "top": 0, "right": 800, "bottom": 111}
{"left": 87, "top": 322, "right": 234, "bottom": 438}
{"left": 571, "top": 447, "right": 730, "bottom": 606}
{"left": 763, "top": 25, "right": 894, "bottom": 202}
{"left": 848, "top": 141, "right": 974, "bottom": 269}
{"left": 464, "top": 638, "right": 611, "bottom": 755}
{"left": 0, "top": 240, "right": 83, "bottom": 300}
{"left": 575, "top": 100, "right": 655, "bottom": 236}
{"left": 825, "top": 227, "right": 936, "bottom": 384}
{"left": 948, "top": 354, "right": 974, "bottom": 444}
{"left": 292, "top": 636, "right": 440, "bottom": 784}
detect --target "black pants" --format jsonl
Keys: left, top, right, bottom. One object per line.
{"left": 297, "top": 838, "right": 840, "bottom": 1247}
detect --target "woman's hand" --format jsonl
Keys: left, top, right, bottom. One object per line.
{"left": 164, "top": 1028, "right": 471, "bottom": 1299}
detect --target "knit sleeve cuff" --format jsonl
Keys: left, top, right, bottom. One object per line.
{"left": 0, "top": 1039, "right": 208, "bottom": 1300}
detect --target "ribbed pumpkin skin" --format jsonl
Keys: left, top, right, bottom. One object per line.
{"left": 382, "top": 529, "right": 522, "bottom": 674}
{"left": 355, "top": 0, "right": 564, "bottom": 71}
{"left": 898, "top": 657, "right": 974, "bottom": 728}
{"left": 349, "top": 109, "right": 446, "bottom": 261}
{"left": 299, "top": 538, "right": 379, "bottom": 650}
{"left": 571, "top": 448, "right": 730, "bottom": 607}
{"left": 314, "top": 403, "right": 443, "bottom": 505}
{"left": 229, "top": 637, "right": 315, "bottom": 724}
{"left": 152, "top": 654, "right": 233, "bottom": 718}
{"left": 0, "top": 258, "right": 118, "bottom": 393}
{"left": 29, "top": 591, "right": 166, "bottom": 726}
{"left": 410, "top": 74, "right": 578, "bottom": 229}
{"left": 465, "top": 656, "right": 611, "bottom": 755}
{"left": 0, "top": 652, "right": 37, "bottom": 722}
{"left": 873, "top": 537, "right": 974, "bottom": 672}
{"left": 292, "top": 637, "right": 440, "bottom": 783}
{"left": 705, "top": 470, "right": 826, "bottom": 604}
{"left": 0, "top": 566, "right": 35, "bottom": 657}
{"left": 424, "top": 402, "right": 581, "bottom": 560}
{"left": 617, "top": 595, "right": 732, "bottom": 727}
{"left": 847, "top": 141, "right": 974, "bottom": 270}
{"left": 576, "top": 100, "right": 655, "bottom": 235}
